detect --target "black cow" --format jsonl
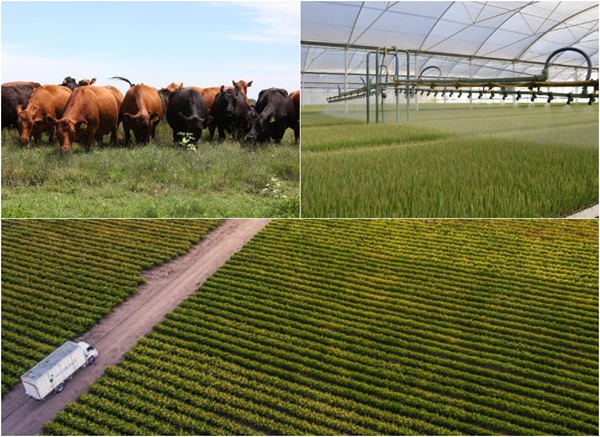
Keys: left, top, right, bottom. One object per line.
{"left": 2, "top": 84, "right": 37, "bottom": 129}
{"left": 60, "top": 77, "right": 78, "bottom": 90}
{"left": 60, "top": 77, "right": 96, "bottom": 90}
{"left": 247, "top": 88, "right": 298, "bottom": 144}
{"left": 209, "top": 85, "right": 250, "bottom": 141}
{"left": 166, "top": 87, "right": 210, "bottom": 144}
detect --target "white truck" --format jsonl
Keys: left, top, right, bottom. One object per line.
{"left": 21, "top": 340, "right": 98, "bottom": 401}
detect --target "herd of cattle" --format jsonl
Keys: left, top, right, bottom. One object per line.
{"left": 1, "top": 77, "right": 300, "bottom": 151}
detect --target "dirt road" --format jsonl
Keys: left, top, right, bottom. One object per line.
{"left": 1, "top": 219, "right": 270, "bottom": 436}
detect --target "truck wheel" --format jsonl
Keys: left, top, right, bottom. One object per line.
{"left": 87, "top": 356, "right": 96, "bottom": 365}
{"left": 55, "top": 383, "right": 65, "bottom": 394}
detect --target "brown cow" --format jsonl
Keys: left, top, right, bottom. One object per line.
{"left": 158, "top": 82, "right": 183, "bottom": 111}
{"left": 193, "top": 79, "right": 252, "bottom": 111}
{"left": 164, "top": 82, "right": 183, "bottom": 93}
{"left": 78, "top": 78, "right": 97, "bottom": 87}
{"left": 120, "top": 84, "right": 163, "bottom": 144}
{"left": 16, "top": 85, "right": 72, "bottom": 145}
{"left": 232, "top": 79, "right": 252, "bottom": 101}
{"left": 290, "top": 90, "right": 300, "bottom": 131}
{"left": 46, "top": 85, "right": 124, "bottom": 152}
{"left": 2, "top": 81, "right": 41, "bottom": 88}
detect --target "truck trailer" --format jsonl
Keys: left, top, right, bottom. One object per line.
{"left": 21, "top": 340, "right": 98, "bottom": 400}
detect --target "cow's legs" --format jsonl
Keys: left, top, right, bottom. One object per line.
{"left": 123, "top": 123, "right": 131, "bottom": 145}
{"left": 208, "top": 123, "right": 216, "bottom": 141}
{"left": 85, "top": 131, "right": 96, "bottom": 152}
{"left": 48, "top": 126, "right": 56, "bottom": 143}
{"left": 110, "top": 126, "right": 118, "bottom": 146}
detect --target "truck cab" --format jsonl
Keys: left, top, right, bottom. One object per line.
{"left": 77, "top": 341, "right": 98, "bottom": 366}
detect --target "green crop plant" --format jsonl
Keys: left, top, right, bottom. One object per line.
{"left": 44, "top": 220, "right": 599, "bottom": 435}
{"left": 302, "top": 103, "right": 598, "bottom": 217}
{"left": 0, "top": 219, "right": 221, "bottom": 395}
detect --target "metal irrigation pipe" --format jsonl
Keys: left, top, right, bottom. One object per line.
{"left": 366, "top": 47, "right": 411, "bottom": 124}
{"left": 418, "top": 66, "right": 443, "bottom": 80}
{"left": 544, "top": 46, "right": 593, "bottom": 93}
{"left": 365, "top": 49, "right": 382, "bottom": 123}
{"left": 330, "top": 47, "right": 596, "bottom": 107}
{"left": 391, "top": 47, "right": 410, "bottom": 123}
{"left": 392, "top": 48, "right": 400, "bottom": 122}
{"left": 545, "top": 47, "right": 593, "bottom": 81}
{"left": 379, "top": 47, "right": 401, "bottom": 123}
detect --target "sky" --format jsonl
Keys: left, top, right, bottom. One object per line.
{"left": 1, "top": 1, "right": 300, "bottom": 99}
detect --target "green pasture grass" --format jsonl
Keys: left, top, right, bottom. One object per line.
{"left": 302, "top": 103, "right": 598, "bottom": 217}
{"left": 1, "top": 123, "right": 299, "bottom": 218}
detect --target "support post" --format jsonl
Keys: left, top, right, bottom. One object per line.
{"left": 344, "top": 48, "right": 349, "bottom": 114}
{"left": 391, "top": 47, "right": 410, "bottom": 123}
{"left": 469, "top": 58, "right": 473, "bottom": 110}
{"left": 366, "top": 51, "right": 376, "bottom": 124}
{"left": 415, "top": 52, "right": 419, "bottom": 112}
{"left": 375, "top": 48, "right": 380, "bottom": 123}
{"left": 394, "top": 49, "right": 399, "bottom": 122}
{"left": 575, "top": 67, "right": 579, "bottom": 105}
{"left": 512, "top": 61, "right": 516, "bottom": 104}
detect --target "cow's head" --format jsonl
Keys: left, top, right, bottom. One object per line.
{"left": 16, "top": 105, "right": 42, "bottom": 145}
{"left": 78, "top": 78, "right": 96, "bottom": 87}
{"left": 46, "top": 116, "right": 88, "bottom": 152}
{"left": 158, "top": 83, "right": 183, "bottom": 110}
{"left": 220, "top": 85, "right": 241, "bottom": 117}
{"left": 177, "top": 115, "right": 207, "bottom": 144}
{"left": 232, "top": 80, "right": 252, "bottom": 102}
{"left": 124, "top": 112, "right": 160, "bottom": 144}
{"left": 247, "top": 106, "right": 272, "bottom": 144}
{"left": 165, "top": 82, "right": 183, "bottom": 93}
{"left": 61, "top": 76, "right": 78, "bottom": 90}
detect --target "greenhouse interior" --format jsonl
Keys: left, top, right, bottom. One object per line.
{"left": 300, "top": 1, "right": 598, "bottom": 219}
{"left": 301, "top": 1, "right": 598, "bottom": 107}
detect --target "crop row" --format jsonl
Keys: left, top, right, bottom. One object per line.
{"left": 246, "top": 229, "right": 597, "bottom": 295}
{"left": 1, "top": 219, "right": 218, "bottom": 270}
{"left": 0, "top": 219, "right": 221, "bottom": 395}
{"left": 218, "top": 260, "right": 597, "bottom": 334}
{"left": 44, "top": 220, "right": 598, "bottom": 435}
{"left": 184, "top": 283, "right": 598, "bottom": 394}
{"left": 252, "top": 219, "right": 597, "bottom": 260}
{"left": 156, "top": 310, "right": 597, "bottom": 422}
{"left": 217, "top": 253, "right": 596, "bottom": 326}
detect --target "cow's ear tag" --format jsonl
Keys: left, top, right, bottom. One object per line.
{"left": 269, "top": 116, "right": 275, "bottom": 123}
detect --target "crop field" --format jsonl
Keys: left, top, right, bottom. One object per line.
{"left": 0, "top": 219, "right": 221, "bottom": 395}
{"left": 302, "top": 103, "right": 599, "bottom": 218}
{"left": 1, "top": 123, "right": 299, "bottom": 218}
{"left": 44, "top": 219, "right": 598, "bottom": 435}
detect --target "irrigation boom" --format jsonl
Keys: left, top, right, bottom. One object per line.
{"left": 327, "top": 47, "right": 598, "bottom": 121}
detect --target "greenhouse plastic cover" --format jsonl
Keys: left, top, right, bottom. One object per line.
{"left": 302, "top": 1, "right": 599, "bottom": 88}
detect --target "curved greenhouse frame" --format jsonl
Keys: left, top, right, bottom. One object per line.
{"left": 302, "top": 1, "right": 599, "bottom": 104}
